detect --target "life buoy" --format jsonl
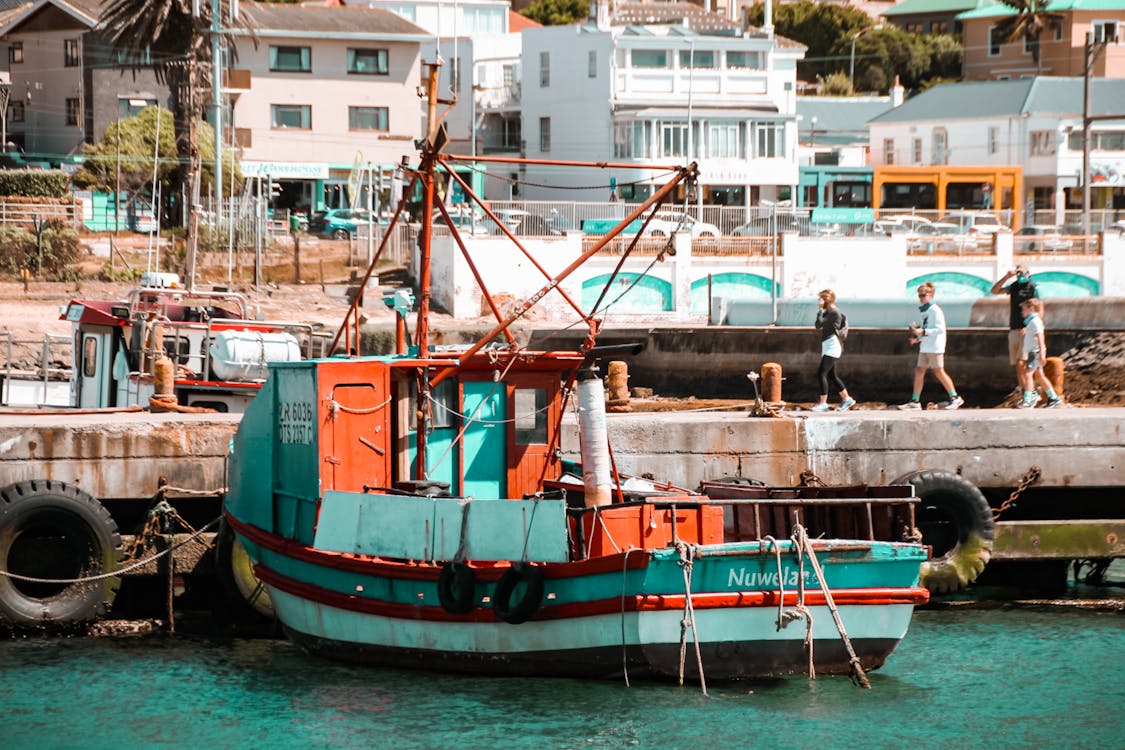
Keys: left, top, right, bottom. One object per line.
{"left": 437, "top": 561, "right": 476, "bottom": 614}
{"left": 895, "top": 470, "right": 994, "bottom": 594}
{"left": 492, "top": 562, "right": 544, "bottom": 624}
{"left": 0, "top": 480, "right": 121, "bottom": 631}
{"left": 213, "top": 518, "right": 275, "bottom": 625}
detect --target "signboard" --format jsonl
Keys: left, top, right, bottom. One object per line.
{"left": 811, "top": 207, "right": 875, "bottom": 224}
{"left": 348, "top": 152, "right": 364, "bottom": 209}
{"left": 241, "top": 161, "right": 329, "bottom": 179}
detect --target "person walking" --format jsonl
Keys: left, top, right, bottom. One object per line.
{"left": 1017, "top": 298, "right": 1063, "bottom": 408}
{"left": 895, "top": 283, "right": 964, "bottom": 410}
{"left": 991, "top": 265, "right": 1038, "bottom": 385}
{"left": 810, "top": 289, "right": 855, "bottom": 412}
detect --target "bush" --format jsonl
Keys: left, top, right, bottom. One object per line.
{"left": 0, "top": 170, "right": 71, "bottom": 198}
{"left": 0, "top": 221, "right": 81, "bottom": 279}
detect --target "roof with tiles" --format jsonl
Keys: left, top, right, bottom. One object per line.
{"left": 957, "top": 0, "right": 1125, "bottom": 19}
{"left": 883, "top": 0, "right": 992, "bottom": 17}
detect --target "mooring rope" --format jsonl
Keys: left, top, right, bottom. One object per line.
{"left": 620, "top": 546, "right": 637, "bottom": 688}
{"left": 675, "top": 542, "right": 708, "bottom": 696}
{"left": 792, "top": 523, "right": 871, "bottom": 689}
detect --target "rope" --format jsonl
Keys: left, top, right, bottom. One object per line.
{"left": 327, "top": 396, "right": 392, "bottom": 418}
{"left": 675, "top": 542, "right": 708, "bottom": 696}
{"left": 0, "top": 516, "right": 221, "bottom": 585}
{"left": 792, "top": 522, "right": 871, "bottom": 689}
{"left": 620, "top": 546, "right": 638, "bottom": 688}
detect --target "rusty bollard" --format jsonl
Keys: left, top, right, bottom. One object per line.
{"left": 1045, "top": 356, "right": 1064, "bottom": 396}
{"left": 762, "top": 362, "right": 784, "bottom": 404}
{"left": 606, "top": 360, "right": 632, "bottom": 413}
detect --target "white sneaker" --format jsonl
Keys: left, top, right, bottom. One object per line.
{"left": 1046, "top": 397, "right": 1064, "bottom": 409}
{"left": 940, "top": 396, "right": 964, "bottom": 410}
{"left": 895, "top": 401, "right": 921, "bottom": 410}
{"left": 809, "top": 403, "right": 831, "bottom": 412}
{"left": 837, "top": 397, "right": 856, "bottom": 412}
{"left": 1017, "top": 393, "right": 1041, "bottom": 409}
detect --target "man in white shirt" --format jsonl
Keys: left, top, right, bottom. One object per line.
{"left": 895, "top": 282, "right": 964, "bottom": 410}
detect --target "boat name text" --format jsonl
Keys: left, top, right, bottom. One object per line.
{"left": 728, "top": 567, "right": 813, "bottom": 588}
{"left": 279, "top": 400, "right": 315, "bottom": 444}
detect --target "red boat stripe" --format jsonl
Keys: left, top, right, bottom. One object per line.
{"left": 226, "top": 514, "right": 650, "bottom": 583}
{"left": 253, "top": 563, "right": 929, "bottom": 624}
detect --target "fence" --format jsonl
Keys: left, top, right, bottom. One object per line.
{"left": 0, "top": 332, "right": 71, "bottom": 407}
{"left": 0, "top": 202, "right": 82, "bottom": 231}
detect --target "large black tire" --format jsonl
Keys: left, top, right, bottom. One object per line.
{"left": 437, "top": 562, "right": 477, "bottom": 614}
{"left": 213, "top": 518, "right": 275, "bottom": 623}
{"left": 0, "top": 480, "right": 121, "bottom": 631}
{"left": 492, "top": 563, "right": 544, "bottom": 624}
{"left": 895, "top": 470, "right": 994, "bottom": 594}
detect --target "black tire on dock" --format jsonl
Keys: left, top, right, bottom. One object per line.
{"left": 894, "top": 470, "right": 995, "bottom": 594}
{"left": 0, "top": 480, "right": 121, "bottom": 631}
{"left": 213, "top": 518, "right": 275, "bottom": 623}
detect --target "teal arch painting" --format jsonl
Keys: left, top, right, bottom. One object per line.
{"left": 1029, "top": 271, "right": 1099, "bottom": 298}
{"left": 582, "top": 273, "right": 672, "bottom": 313}
{"left": 905, "top": 271, "right": 992, "bottom": 299}
{"left": 690, "top": 272, "right": 780, "bottom": 315}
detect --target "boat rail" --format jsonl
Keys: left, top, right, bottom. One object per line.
{"left": 0, "top": 331, "right": 71, "bottom": 407}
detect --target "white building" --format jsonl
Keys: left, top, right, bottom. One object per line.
{"left": 518, "top": 2, "right": 805, "bottom": 207}
{"left": 867, "top": 77, "right": 1125, "bottom": 222}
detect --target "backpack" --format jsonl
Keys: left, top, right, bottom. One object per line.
{"left": 837, "top": 313, "right": 849, "bottom": 342}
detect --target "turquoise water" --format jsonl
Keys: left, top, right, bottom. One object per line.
{"left": 2, "top": 607, "right": 1122, "bottom": 750}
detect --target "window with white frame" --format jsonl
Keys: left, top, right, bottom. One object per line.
{"left": 707, "top": 122, "right": 742, "bottom": 158}
{"left": 613, "top": 121, "right": 649, "bottom": 159}
{"left": 912, "top": 137, "right": 922, "bottom": 164}
{"left": 348, "top": 106, "right": 389, "bottom": 131}
{"left": 539, "top": 51, "right": 549, "bottom": 86}
{"left": 884, "top": 138, "right": 895, "bottom": 164}
{"left": 347, "top": 48, "right": 388, "bottom": 75}
{"left": 679, "top": 50, "right": 715, "bottom": 68}
{"left": 752, "top": 121, "right": 784, "bottom": 158}
{"left": 8, "top": 42, "right": 22, "bottom": 64}
{"left": 661, "top": 122, "right": 689, "bottom": 157}
{"left": 932, "top": 128, "right": 948, "bottom": 164}
{"left": 271, "top": 104, "right": 311, "bottom": 129}
{"left": 10, "top": 101, "right": 24, "bottom": 122}
{"left": 989, "top": 26, "right": 1003, "bottom": 56}
{"left": 119, "top": 97, "right": 157, "bottom": 118}
{"left": 1029, "top": 130, "right": 1057, "bottom": 156}
{"left": 1054, "top": 22, "right": 1063, "bottom": 41}
{"left": 270, "top": 46, "right": 311, "bottom": 72}
{"left": 988, "top": 126, "right": 999, "bottom": 155}
{"left": 725, "top": 50, "right": 762, "bottom": 69}
{"left": 1093, "top": 20, "right": 1119, "bottom": 44}
{"left": 588, "top": 50, "right": 597, "bottom": 78}
{"left": 539, "top": 116, "right": 550, "bottom": 152}
{"left": 631, "top": 49, "right": 669, "bottom": 68}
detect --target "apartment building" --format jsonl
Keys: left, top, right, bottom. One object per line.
{"left": 867, "top": 77, "right": 1125, "bottom": 219}
{"left": 518, "top": 2, "right": 806, "bottom": 206}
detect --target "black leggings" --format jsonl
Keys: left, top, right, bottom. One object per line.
{"left": 817, "top": 355, "right": 846, "bottom": 396}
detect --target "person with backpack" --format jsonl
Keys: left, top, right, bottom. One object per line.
{"left": 895, "top": 282, "right": 964, "bottom": 410}
{"left": 810, "top": 288, "right": 856, "bottom": 412}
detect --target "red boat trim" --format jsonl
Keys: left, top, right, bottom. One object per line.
{"left": 177, "top": 379, "right": 262, "bottom": 390}
{"left": 252, "top": 558, "right": 928, "bottom": 624}
{"left": 225, "top": 514, "right": 652, "bottom": 583}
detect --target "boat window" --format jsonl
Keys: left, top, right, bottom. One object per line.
{"left": 82, "top": 336, "right": 98, "bottom": 377}
{"left": 514, "top": 387, "right": 547, "bottom": 445}
{"left": 410, "top": 378, "right": 455, "bottom": 429}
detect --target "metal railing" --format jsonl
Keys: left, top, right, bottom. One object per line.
{"left": 0, "top": 332, "right": 71, "bottom": 407}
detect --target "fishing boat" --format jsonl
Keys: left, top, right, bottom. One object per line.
{"left": 223, "top": 62, "right": 928, "bottom": 685}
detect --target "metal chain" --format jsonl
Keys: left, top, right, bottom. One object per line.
{"left": 799, "top": 470, "right": 827, "bottom": 487}
{"left": 992, "top": 466, "right": 1042, "bottom": 520}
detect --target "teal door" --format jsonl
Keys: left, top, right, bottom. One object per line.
{"left": 461, "top": 380, "right": 506, "bottom": 499}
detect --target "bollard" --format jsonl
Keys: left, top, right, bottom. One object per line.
{"left": 606, "top": 360, "right": 632, "bottom": 413}
{"left": 1044, "top": 356, "right": 1064, "bottom": 396}
{"left": 762, "top": 362, "right": 783, "bottom": 404}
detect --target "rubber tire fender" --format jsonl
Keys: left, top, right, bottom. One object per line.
{"left": 894, "top": 470, "right": 994, "bottom": 594}
{"left": 492, "top": 562, "right": 544, "bottom": 624}
{"left": 0, "top": 480, "right": 121, "bottom": 630}
{"left": 213, "top": 518, "right": 275, "bottom": 623}
{"left": 436, "top": 561, "right": 476, "bottom": 614}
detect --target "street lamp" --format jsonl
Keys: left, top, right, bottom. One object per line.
{"left": 849, "top": 24, "right": 883, "bottom": 90}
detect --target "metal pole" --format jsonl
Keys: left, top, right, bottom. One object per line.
{"left": 211, "top": 0, "right": 223, "bottom": 227}
{"left": 367, "top": 163, "right": 374, "bottom": 266}
{"left": 1082, "top": 32, "right": 1094, "bottom": 238}
{"left": 849, "top": 34, "right": 858, "bottom": 86}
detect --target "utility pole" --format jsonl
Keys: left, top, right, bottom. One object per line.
{"left": 210, "top": 0, "right": 223, "bottom": 226}
{"left": 1082, "top": 32, "right": 1109, "bottom": 237}
{"left": 186, "top": 56, "right": 201, "bottom": 292}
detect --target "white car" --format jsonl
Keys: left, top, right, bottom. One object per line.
{"left": 642, "top": 211, "right": 721, "bottom": 238}
{"left": 1016, "top": 225, "right": 1072, "bottom": 252}
{"left": 938, "top": 210, "right": 1006, "bottom": 235}
{"left": 874, "top": 215, "right": 932, "bottom": 234}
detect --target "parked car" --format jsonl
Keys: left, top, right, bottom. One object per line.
{"left": 874, "top": 215, "right": 932, "bottom": 235}
{"left": 1016, "top": 225, "right": 1072, "bottom": 252}
{"left": 907, "top": 221, "right": 975, "bottom": 253}
{"left": 490, "top": 209, "right": 561, "bottom": 236}
{"left": 309, "top": 208, "right": 378, "bottom": 239}
{"left": 642, "top": 211, "right": 721, "bottom": 238}
{"left": 731, "top": 213, "right": 808, "bottom": 236}
{"left": 937, "top": 210, "right": 1006, "bottom": 235}
{"left": 432, "top": 212, "right": 490, "bottom": 235}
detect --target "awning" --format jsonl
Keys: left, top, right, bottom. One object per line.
{"left": 615, "top": 105, "right": 780, "bottom": 120}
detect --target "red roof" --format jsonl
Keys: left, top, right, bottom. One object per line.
{"left": 509, "top": 10, "right": 541, "bottom": 32}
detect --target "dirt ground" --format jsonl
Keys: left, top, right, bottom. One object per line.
{"left": 3, "top": 232, "right": 1125, "bottom": 408}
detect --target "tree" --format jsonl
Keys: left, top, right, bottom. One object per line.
{"left": 521, "top": 0, "right": 587, "bottom": 26}
{"left": 993, "top": 0, "right": 1062, "bottom": 70}
{"left": 72, "top": 106, "right": 239, "bottom": 211}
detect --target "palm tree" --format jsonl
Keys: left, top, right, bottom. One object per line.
{"left": 99, "top": 0, "right": 245, "bottom": 226}
{"left": 994, "top": 0, "right": 1063, "bottom": 72}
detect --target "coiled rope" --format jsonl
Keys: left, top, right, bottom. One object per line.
{"left": 675, "top": 542, "right": 707, "bottom": 696}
